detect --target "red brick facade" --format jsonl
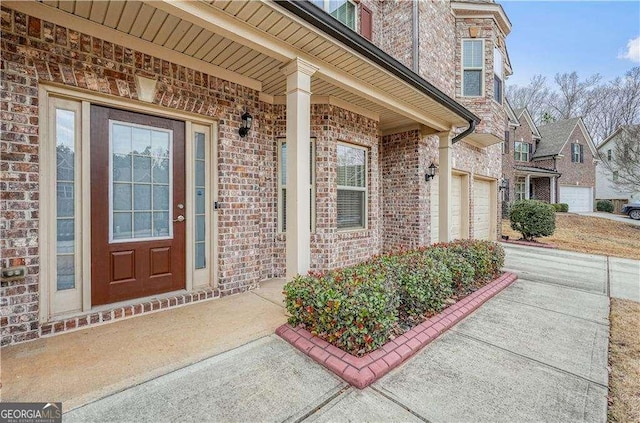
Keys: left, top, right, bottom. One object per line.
{"left": 1, "top": 2, "right": 510, "bottom": 346}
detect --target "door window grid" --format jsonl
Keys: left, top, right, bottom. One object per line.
{"left": 55, "top": 108, "right": 76, "bottom": 291}
{"left": 109, "top": 121, "right": 173, "bottom": 243}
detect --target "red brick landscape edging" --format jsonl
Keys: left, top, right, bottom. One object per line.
{"left": 276, "top": 272, "right": 518, "bottom": 389}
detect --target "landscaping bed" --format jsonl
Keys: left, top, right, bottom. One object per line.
{"left": 277, "top": 240, "right": 515, "bottom": 387}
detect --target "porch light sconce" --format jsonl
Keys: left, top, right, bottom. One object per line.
{"left": 499, "top": 178, "right": 508, "bottom": 191}
{"left": 239, "top": 111, "right": 253, "bottom": 138}
{"left": 425, "top": 163, "right": 438, "bottom": 182}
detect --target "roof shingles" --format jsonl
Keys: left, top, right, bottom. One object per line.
{"left": 534, "top": 117, "right": 581, "bottom": 158}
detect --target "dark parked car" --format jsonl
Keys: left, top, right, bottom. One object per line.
{"left": 621, "top": 202, "right": 640, "bottom": 220}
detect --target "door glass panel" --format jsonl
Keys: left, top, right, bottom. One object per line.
{"left": 110, "top": 121, "right": 172, "bottom": 242}
{"left": 55, "top": 108, "right": 76, "bottom": 290}
{"left": 194, "top": 132, "right": 206, "bottom": 269}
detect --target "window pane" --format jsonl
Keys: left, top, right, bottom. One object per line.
{"left": 112, "top": 124, "right": 132, "bottom": 155}
{"left": 56, "top": 255, "right": 75, "bottom": 291}
{"left": 133, "top": 212, "right": 152, "bottom": 238}
{"left": 337, "top": 189, "right": 365, "bottom": 229}
{"left": 337, "top": 145, "right": 366, "bottom": 187}
{"left": 152, "top": 159, "right": 169, "bottom": 184}
{"left": 56, "top": 182, "right": 75, "bottom": 217}
{"left": 195, "top": 160, "right": 205, "bottom": 187}
{"left": 493, "top": 47, "right": 503, "bottom": 76}
{"left": 329, "top": 0, "right": 355, "bottom": 30}
{"left": 494, "top": 74, "right": 502, "bottom": 103}
{"left": 282, "top": 188, "right": 287, "bottom": 231}
{"left": 195, "top": 132, "right": 205, "bottom": 160}
{"left": 463, "top": 40, "right": 483, "bottom": 68}
{"left": 113, "top": 183, "right": 132, "bottom": 211}
{"left": 134, "top": 185, "right": 151, "bottom": 210}
{"left": 195, "top": 242, "right": 205, "bottom": 269}
{"left": 113, "top": 154, "right": 132, "bottom": 182}
{"left": 153, "top": 212, "right": 170, "bottom": 237}
{"left": 463, "top": 70, "right": 482, "bottom": 96}
{"left": 195, "top": 189, "right": 205, "bottom": 214}
{"left": 56, "top": 108, "right": 76, "bottom": 291}
{"left": 196, "top": 215, "right": 205, "bottom": 242}
{"left": 133, "top": 156, "right": 152, "bottom": 183}
{"left": 153, "top": 185, "right": 170, "bottom": 211}
{"left": 151, "top": 130, "right": 169, "bottom": 158}
{"left": 132, "top": 127, "right": 152, "bottom": 155}
{"left": 281, "top": 142, "right": 287, "bottom": 185}
{"left": 113, "top": 212, "right": 133, "bottom": 239}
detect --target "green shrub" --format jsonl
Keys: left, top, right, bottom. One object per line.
{"left": 553, "top": 203, "right": 569, "bottom": 212}
{"left": 382, "top": 252, "right": 453, "bottom": 318}
{"left": 284, "top": 264, "right": 398, "bottom": 354}
{"left": 423, "top": 246, "right": 474, "bottom": 292}
{"left": 446, "top": 240, "right": 505, "bottom": 281}
{"left": 596, "top": 200, "right": 614, "bottom": 213}
{"left": 509, "top": 199, "right": 556, "bottom": 241}
{"left": 284, "top": 240, "right": 506, "bottom": 355}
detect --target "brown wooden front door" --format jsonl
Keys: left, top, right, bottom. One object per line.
{"left": 91, "top": 105, "right": 186, "bottom": 305}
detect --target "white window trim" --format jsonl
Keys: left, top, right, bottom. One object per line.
{"left": 461, "top": 38, "right": 485, "bottom": 98}
{"left": 514, "top": 141, "right": 529, "bottom": 162}
{"left": 39, "top": 84, "right": 218, "bottom": 323}
{"left": 493, "top": 45, "right": 504, "bottom": 105}
{"left": 277, "top": 138, "right": 316, "bottom": 234}
{"left": 313, "top": 0, "right": 358, "bottom": 31}
{"left": 337, "top": 141, "right": 368, "bottom": 232}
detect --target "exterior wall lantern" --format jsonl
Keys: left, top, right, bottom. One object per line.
{"left": 499, "top": 178, "right": 508, "bottom": 191}
{"left": 425, "top": 163, "right": 438, "bottom": 182}
{"left": 239, "top": 111, "right": 253, "bottom": 138}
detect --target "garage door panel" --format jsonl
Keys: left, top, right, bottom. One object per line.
{"left": 559, "top": 186, "right": 592, "bottom": 213}
{"left": 473, "top": 180, "right": 491, "bottom": 240}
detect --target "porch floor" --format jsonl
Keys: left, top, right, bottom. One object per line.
{"left": 0, "top": 279, "right": 287, "bottom": 411}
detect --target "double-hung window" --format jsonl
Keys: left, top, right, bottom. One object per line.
{"left": 462, "top": 39, "right": 484, "bottom": 97}
{"left": 572, "top": 143, "right": 584, "bottom": 163}
{"left": 607, "top": 149, "right": 612, "bottom": 161}
{"left": 514, "top": 141, "right": 530, "bottom": 162}
{"left": 278, "top": 139, "right": 315, "bottom": 232}
{"left": 312, "top": 0, "right": 356, "bottom": 31}
{"left": 337, "top": 143, "right": 367, "bottom": 230}
{"left": 493, "top": 46, "right": 503, "bottom": 104}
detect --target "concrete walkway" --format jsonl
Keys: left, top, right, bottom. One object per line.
{"left": 576, "top": 211, "right": 640, "bottom": 226}
{"left": 61, "top": 244, "right": 621, "bottom": 422}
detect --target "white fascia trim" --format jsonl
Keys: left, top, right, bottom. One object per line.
{"left": 5, "top": 0, "right": 262, "bottom": 92}
{"left": 451, "top": 2, "right": 512, "bottom": 35}
{"left": 272, "top": 95, "right": 380, "bottom": 122}
{"left": 151, "top": 0, "right": 451, "bottom": 131}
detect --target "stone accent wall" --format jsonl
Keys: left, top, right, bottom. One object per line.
{"left": 555, "top": 125, "right": 596, "bottom": 189}
{"left": 0, "top": 7, "right": 279, "bottom": 345}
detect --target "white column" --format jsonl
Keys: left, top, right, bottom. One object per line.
{"left": 282, "top": 58, "right": 318, "bottom": 280}
{"left": 525, "top": 174, "right": 531, "bottom": 200}
{"left": 550, "top": 176, "right": 556, "bottom": 203}
{"left": 438, "top": 131, "right": 453, "bottom": 243}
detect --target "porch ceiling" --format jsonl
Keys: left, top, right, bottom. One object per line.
{"left": 31, "top": 0, "right": 466, "bottom": 132}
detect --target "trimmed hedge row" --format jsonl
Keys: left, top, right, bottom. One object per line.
{"left": 553, "top": 203, "right": 569, "bottom": 212}
{"left": 596, "top": 200, "right": 614, "bottom": 213}
{"left": 284, "top": 240, "right": 504, "bottom": 355}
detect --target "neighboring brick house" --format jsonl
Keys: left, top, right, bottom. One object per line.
{"left": 595, "top": 125, "right": 640, "bottom": 212}
{"left": 502, "top": 105, "right": 597, "bottom": 212}
{"left": 0, "top": 0, "right": 511, "bottom": 345}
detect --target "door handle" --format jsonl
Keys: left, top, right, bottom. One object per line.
{"left": 173, "top": 215, "right": 185, "bottom": 223}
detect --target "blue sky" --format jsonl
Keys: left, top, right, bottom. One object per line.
{"left": 501, "top": 1, "right": 640, "bottom": 87}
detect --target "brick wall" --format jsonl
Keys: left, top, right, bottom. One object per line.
{"left": 532, "top": 178, "right": 551, "bottom": 202}
{"left": 377, "top": 0, "right": 414, "bottom": 70}
{"left": 556, "top": 125, "right": 596, "bottom": 188}
{"left": 0, "top": 7, "right": 281, "bottom": 345}
{"left": 418, "top": 0, "right": 456, "bottom": 97}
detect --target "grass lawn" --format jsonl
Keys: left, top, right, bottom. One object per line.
{"left": 608, "top": 299, "right": 640, "bottom": 423}
{"left": 501, "top": 213, "right": 640, "bottom": 260}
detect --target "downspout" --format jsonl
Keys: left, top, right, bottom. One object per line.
{"left": 412, "top": 0, "right": 419, "bottom": 72}
{"left": 452, "top": 119, "right": 477, "bottom": 143}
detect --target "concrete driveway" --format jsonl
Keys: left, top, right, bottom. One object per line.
{"left": 577, "top": 211, "right": 640, "bottom": 226}
{"left": 65, "top": 244, "right": 620, "bottom": 422}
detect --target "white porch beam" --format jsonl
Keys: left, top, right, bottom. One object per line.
{"left": 438, "top": 131, "right": 454, "bottom": 243}
{"left": 150, "top": 0, "right": 451, "bottom": 131}
{"left": 282, "top": 58, "right": 317, "bottom": 279}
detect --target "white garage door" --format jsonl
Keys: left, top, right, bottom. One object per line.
{"left": 431, "top": 175, "right": 462, "bottom": 243}
{"left": 473, "top": 180, "right": 491, "bottom": 240}
{"left": 559, "top": 186, "right": 593, "bottom": 212}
